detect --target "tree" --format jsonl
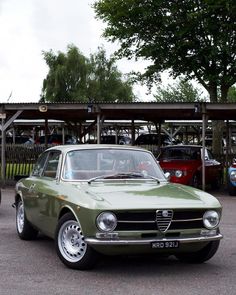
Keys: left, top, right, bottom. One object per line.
{"left": 154, "top": 78, "right": 206, "bottom": 102}
{"left": 227, "top": 86, "right": 236, "bottom": 102}
{"left": 94, "top": 0, "right": 236, "bottom": 153}
{"left": 41, "top": 45, "right": 135, "bottom": 102}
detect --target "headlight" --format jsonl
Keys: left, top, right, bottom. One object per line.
{"left": 175, "top": 170, "right": 183, "bottom": 178}
{"left": 203, "top": 210, "right": 220, "bottom": 229}
{"left": 96, "top": 212, "right": 117, "bottom": 232}
{"left": 230, "top": 170, "right": 236, "bottom": 181}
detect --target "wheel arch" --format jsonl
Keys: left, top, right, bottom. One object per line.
{"left": 15, "top": 193, "right": 23, "bottom": 205}
{"left": 58, "top": 205, "right": 78, "bottom": 222}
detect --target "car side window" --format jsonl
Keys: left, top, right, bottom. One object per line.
{"left": 206, "top": 149, "right": 214, "bottom": 160}
{"left": 31, "top": 152, "right": 49, "bottom": 176}
{"left": 42, "top": 151, "right": 61, "bottom": 179}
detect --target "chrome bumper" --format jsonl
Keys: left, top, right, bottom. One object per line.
{"left": 85, "top": 233, "right": 223, "bottom": 246}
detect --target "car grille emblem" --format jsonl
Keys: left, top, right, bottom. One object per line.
{"left": 156, "top": 210, "right": 173, "bottom": 232}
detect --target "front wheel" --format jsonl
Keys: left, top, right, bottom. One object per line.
{"left": 16, "top": 199, "right": 38, "bottom": 240}
{"left": 176, "top": 240, "right": 220, "bottom": 263}
{"left": 55, "top": 212, "right": 98, "bottom": 270}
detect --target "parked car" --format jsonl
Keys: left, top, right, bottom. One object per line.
{"left": 14, "top": 145, "right": 222, "bottom": 270}
{"left": 6, "top": 135, "right": 34, "bottom": 144}
{"left": 36, "top": 134, "right": 78, "bottom": 145}
{"left": 157, "top": 145, "right": 222, "bottom": 189}
{"left": 100, "top": 135, "right": 131, "bottom": 145}
{"left": 228, "top": 160, "right": 236, "bottom": 195}
{"left": 135, "top": 133, "right": 175, "bottom": 146}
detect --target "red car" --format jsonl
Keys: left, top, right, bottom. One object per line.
{"left": 157, "top": 145, "right": 222, "bottom": 189}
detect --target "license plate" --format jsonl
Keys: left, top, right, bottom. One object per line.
{"left": 151, "top": 241, "right": 179, "bottom": 249}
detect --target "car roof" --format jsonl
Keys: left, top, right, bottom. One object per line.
{"left": 161, "top": 145, "right": 202, "bottom": 149}
{"left": 45, "top": 144, "right": 148, "bottom": 153}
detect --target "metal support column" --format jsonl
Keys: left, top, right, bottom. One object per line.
{"left": 97, "top": 113, "right": 101, "bottom": 144}
{"left": 1, "top": 117, "right": 6, "bottom": 186}
{"left": 202, "top": 104, "right": 207, "bottom": 191}
{"left": 131, "top": 120, "right": 135, "bottom": 145}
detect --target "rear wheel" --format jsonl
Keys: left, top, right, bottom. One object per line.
{"left": 16, "top": 199, "right": 38, "bottom": 240}
{"left": 176, "top": 240, "right": 220, "bottom": 263}
{"left": 55, "top": 212, "right": 98, "bottom": 270}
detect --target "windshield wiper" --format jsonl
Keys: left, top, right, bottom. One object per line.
{"left": 87, "top": 175, "right": 108, "bottom": 184}
{"left": 88, "top": 172, "right": 160, "bottom": 184}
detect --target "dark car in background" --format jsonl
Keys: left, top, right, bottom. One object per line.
{"left": 100, "top": 135, "right": 131, "bottom": 145}
{"left": 157, "top": 145, "right": 222, "bottom": 189}
{"left": 36, "top": 134, "right": 78, "bottom": 145}
{"left": 6, "top": 135, "right": 34, "bottom": 144}
{"left": 135, "top": 133, "right": 175, "bottom": 146}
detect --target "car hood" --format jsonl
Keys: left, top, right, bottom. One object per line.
{"left": 159, "top": 159, "right": 200, "bottom": 170}
{"left": 76, "top": 180, "right": 220, "bottom": 210}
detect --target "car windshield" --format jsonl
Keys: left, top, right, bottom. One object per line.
{"left": 62, "top": 148, "right": 166, "bottom": 181}
{"left": 158, "top": 147, "right": 201, "bottom": 160}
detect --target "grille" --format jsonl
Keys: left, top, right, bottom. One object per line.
{"left": 156, "top": 210, "right": 173, "bottom": 232}
{"left": 115, "top": 210, "right": 205, "bottom": 232}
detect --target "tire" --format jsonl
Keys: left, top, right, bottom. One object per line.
{"left": 228, "top": 180, "right": 236, "bottom": 196}
{"left": 176, "top": 240, "right": 220, "bottom": 263}
{"left": 55, "top": 212, "right": 98, "bottom": 270}
{"left": 16, "top": 199, "right": 38, "bottom": 240}
{"left": 191, "top": 174, "right": 200, "bottom": 188}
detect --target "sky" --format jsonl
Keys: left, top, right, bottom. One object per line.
{"left": 0, "top": 0, "right": 155, "bottom": 103}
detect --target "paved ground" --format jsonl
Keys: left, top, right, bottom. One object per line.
{"left": 0, "top": 187, "right": 236, "bottom": 295}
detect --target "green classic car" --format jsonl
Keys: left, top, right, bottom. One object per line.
{"left": 14, "top": 145, "right": 223, "bottom": 270}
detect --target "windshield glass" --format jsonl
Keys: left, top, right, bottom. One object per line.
{"left": 158, "top": 147, "right": 201, "bottom": 160}
{"left": 62, "top": 148, "right": 166, "bottom": 181}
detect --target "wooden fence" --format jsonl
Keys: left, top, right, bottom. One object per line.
{"left": 0, "top": 145, "right": 46, "bottom": 181}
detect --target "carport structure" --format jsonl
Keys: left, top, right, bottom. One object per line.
{"left": 1, "top": 101, "right": 236, "bottom": 189}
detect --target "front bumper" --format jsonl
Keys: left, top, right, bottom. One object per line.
{"left": 85, "top": 233, "right": 223, "bottom": 246}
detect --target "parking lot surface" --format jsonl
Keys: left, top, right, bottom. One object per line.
{"left": 0, "top": 187, "right": 236, "bottom": 295}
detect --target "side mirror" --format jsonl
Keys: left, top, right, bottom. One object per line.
{"left": 165, "top": 172, "right": 171, "bottom": 181}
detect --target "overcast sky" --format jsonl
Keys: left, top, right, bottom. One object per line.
{"left": 0, "top": 0, "right": 154, "bottom": 103}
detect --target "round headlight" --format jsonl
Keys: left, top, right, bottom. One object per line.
{"left": 203, "top": 210, "right": 220, "bottom": 229}
{"left": 230, "top": 170, "right": 236, "bottom": 181}
{"left": 96, "top": 212, "right": 117, "bottom": 232}
{"left": 175, "top": 170, "right": 183, "bottom": 178}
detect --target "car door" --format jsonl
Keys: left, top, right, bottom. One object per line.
{"left": 35, "top": 150, "right": 62, "bottom": 236}
{"left": 23, "top": 151, "right": 49, "bottom": 225}
{"left": 204, "top": 148, "right": 220, "bottom": 183}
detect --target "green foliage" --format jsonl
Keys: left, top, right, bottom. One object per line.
{"left": 227, "top": 86, "right": 236, "bottom": 102}
{"left": 154, "top": 78, "right": 206, "bottom": 102}
{"left": 94, "top": 0, "right": 236, "bottom": 102}
{"left": 41, "top": 45, "right": 135, "bottom": 102}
